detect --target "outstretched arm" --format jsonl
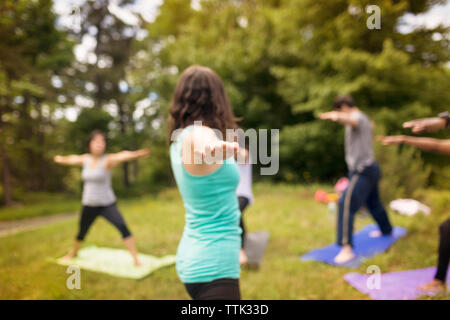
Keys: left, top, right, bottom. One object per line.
{"left": 54, "top": 154, "right": 87, "bottom": 167}
{"left": 106, "top": 148, "right": 150, "bottom": 169}
{"left": 378, "top": 135, "right": 450, "bottom": 155}
{"left": 318, "top": 111, "right": 359, "bottom": 128}
{"left": 403, "top": 117, "right": 447, "bottom": 133}
{"left": 182, "top": 126, "right": 240, "bottom": 176}
{"left": 190, "top": 127, "right": 239, "bottom": 163}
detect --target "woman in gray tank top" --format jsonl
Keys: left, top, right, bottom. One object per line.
{"left": 54, "top": 130, "right": 150, "bottom": 266}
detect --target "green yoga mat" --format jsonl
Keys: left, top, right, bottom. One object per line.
{"left": 56, "top": 246, "right": 176, "bottom": 280}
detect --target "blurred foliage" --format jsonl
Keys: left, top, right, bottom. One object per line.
{"left": 67, "top": 107, "right": 113, "bottom": 154}
{"left": 279, "top": 121, "right": 346, "bottom": 183}
{"left": 0, "top": 0, "right": 74, "bottom": 204}
{"left": 413, "top": 187, "right": 450, "bottom": 214}
{"left": 375, "top": 141, "right": 431, "bottom": 203}
{"left": 135, "top": 0, "right": 449, "bottom": 189}
{"left": 1, "top": 0, "right": 449, "bottom": 205}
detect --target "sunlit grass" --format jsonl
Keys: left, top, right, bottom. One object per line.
{"left": 0, "top": 183, "right": 448, "bottom": 299}
{"left": 0, "top": 193, "right": 80, "bottom": 221}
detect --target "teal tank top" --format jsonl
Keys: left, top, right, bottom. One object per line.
{"left": 170, "top": 125, "right": 241, "bottom": 283}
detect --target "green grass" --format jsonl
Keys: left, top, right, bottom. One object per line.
{"left": 0, "top": 183, "right": 448, "bottom": 299}
{"left": 0, "top": 193, "right": 80, "bottom": 221}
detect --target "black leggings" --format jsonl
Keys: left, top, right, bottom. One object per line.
{"left": 238, "top": 196, "right": 249, "bottom": 249}
{"left": 435, "top": 218, "right": 450, "bottom": 283}
{"left": 184, "top": 278, "right": 241, "bottom": 300}
{"left": 76, "top": 203, "right": 132, "bottom": 241}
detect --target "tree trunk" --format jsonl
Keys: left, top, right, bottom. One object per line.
{"left": 21, "top": 94, "right": 36, "bottom": 190}
{"left": 119, "top": 115, "right": 130, "bottom": 188}
{"left": 0, "top": 76, "right": 13, "bottom": 206}
{"left": 131, "top": 137, "right": 138, "bottom": 183}
{"left": 133, "top": 160, "right": 138, "bottom": 183}
{"left": 120, "top": 126, "right": 130, "bottom": 188}
{"left": 0, "top": 104, "right": 12, "bottom": 206}
{"left": 35, "top": 100, "right": 46, "bottom": 190}
{"left": 122, "top": 162, "right": 129, "bottom": 188}
{"left": 0, "top": 144, "right": 12, "bottom": 206}
{"left": 117, "top": 100, "right": 130, "bottom": 188}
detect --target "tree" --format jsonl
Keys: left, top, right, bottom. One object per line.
{"left": 270, "top": 0, "right": 450, "bottom": 181}
{"left": 138, "top": 0, "right": 449, "bottom": 185}
{"left": 68, "top": 0, "right": 144, "bottom": 188}
{"left": 0, "top": 0, "right": 73, "bottom": 204}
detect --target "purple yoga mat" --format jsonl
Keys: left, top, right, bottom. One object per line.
{"left": 344, "top": 267, "right": 450, "bottom": 300}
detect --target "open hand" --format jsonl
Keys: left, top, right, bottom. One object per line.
{"left": 137, "top": 148, "right": 150, "bottom": 158}
{"left": 195, "top": 141, "right": 239, "bottom": 163}
{"left": 403, "top": 117, "right": 446, "bottom": 133}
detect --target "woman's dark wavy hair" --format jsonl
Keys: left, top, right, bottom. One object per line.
{"left": 168, "top": 65, "right": 238, "bottom": 141}
{"left": 87, "top": 130, "right": 106, "bottom": 153}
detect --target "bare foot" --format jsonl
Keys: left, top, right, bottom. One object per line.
{"left": 419, "top": 279, "right": 446, "bottom": 293}
{"left": 134, "top": 259, "right": 143, "bottom": 267}
{"left": 239, "top": 249, "right": 248, "bottom": 265}
{"left": 369, "top": 230, "right": 383, "bottom": 238}
{"left": 334, "top": 245, "right": 355, "bottom": 264}
{"left": 61, "top": 252, "right": 77, "bottom": 262}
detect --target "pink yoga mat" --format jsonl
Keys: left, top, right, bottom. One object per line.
{"left": 344, "top": 267, "right": 449, "bottom": 300}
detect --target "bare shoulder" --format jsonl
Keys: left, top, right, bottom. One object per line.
{"left": 181, "top": 126, "right": 218, "bottom": 165}
{"left": 74, "top": 153, "right": 89, "bottom": 166}
{"left": 78, "top": 153, "right": 89, "bottom": 162}
{"left": 183, "top": 126, "right": 218, "bottom": 145}
{"left": 104, "top": 152, "right": 119, "bottom": 163}
{"left": 103, "top": 153, "right": 117, "bottom": 170}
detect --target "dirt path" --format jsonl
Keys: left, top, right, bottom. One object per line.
{"left": 0, "top": 212, "right": 77, "bottom": 238}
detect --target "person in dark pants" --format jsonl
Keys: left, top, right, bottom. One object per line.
{"left": 54, "top": 130, "right": 150, "bottom": 266}
{"left": 430, "top": 218, "right": 450, "bottom": 291}
{"left": 319, "top": 95, "right": 393, "bottom": 264}
{"left": 76, "top": 204, "right": 131, "bottom": 242}
{"left": 237, "top": 156, "right": 254, "bottom": 265}
{"left": 379, "top": 111, "right": 450, "bottom": 292}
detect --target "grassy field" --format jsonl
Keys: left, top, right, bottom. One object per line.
{"left": 0, "top": 183, "right": 448, "bottom": 300}
{"left": 0, "top": 193, "right": 80, "bottom": 221}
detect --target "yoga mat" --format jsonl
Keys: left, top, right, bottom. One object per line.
{"left": 300, "top": 224, "right": 407, "bottom": 267}
{"left": 344, "top": 267, "right": 450, "bottom": 300}
{"left": 56, "top": 246, "right": 176, "bottom": 279}
{"left": 244, "top": 231, "right": 269, "bottom": 269}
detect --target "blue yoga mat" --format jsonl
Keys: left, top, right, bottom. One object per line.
{"left": 300, "top": 224, "right": 407, "bottom": 268}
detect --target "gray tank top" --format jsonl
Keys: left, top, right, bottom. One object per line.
{"left": 81, "top": 155, "right": 116, "bottom": 206}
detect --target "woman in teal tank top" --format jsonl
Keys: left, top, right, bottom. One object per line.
{"left": 168, "top": 65, "right": 247, "bottom": 300}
